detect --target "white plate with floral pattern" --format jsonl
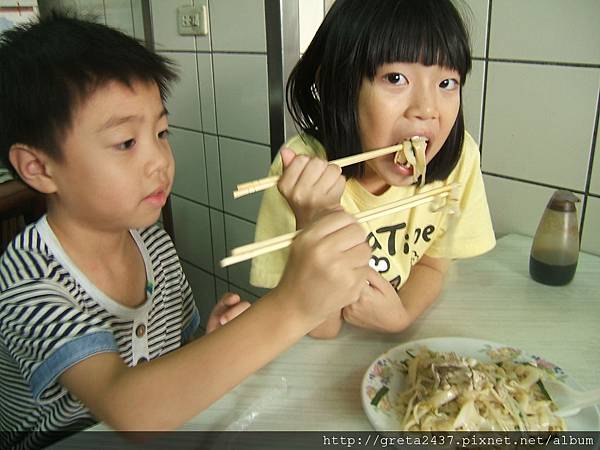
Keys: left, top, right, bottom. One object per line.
{"left": 361, "top": 337, "right": 600, "bottom": 431}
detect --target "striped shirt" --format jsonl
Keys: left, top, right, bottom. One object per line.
{"left": 0, "top": 216, "right": 200, "bottom": 450}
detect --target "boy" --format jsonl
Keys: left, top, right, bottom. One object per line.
{"left": 0, "top": 14, "right": 371, "bottom": 449}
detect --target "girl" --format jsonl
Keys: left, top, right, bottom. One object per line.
{"left": 250, "top": 0, "right": 495, "bottom": 337}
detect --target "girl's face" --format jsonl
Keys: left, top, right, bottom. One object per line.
{"left": 357, "top": 62, "right": 461, "bottom": 194}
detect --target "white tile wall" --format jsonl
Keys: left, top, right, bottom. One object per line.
{"left": 462, "top": 59, "right": 485, "bottom": 143}
{"left": 209, "top": 209, "right": 228, "bottom": 279}
{"left": 163, "top": 52, "right": 202, "bottom": 131}
{"left": 197, "top": 53, "right": 217, "bottom": 134}
{"left": 181, "top": 261, "right": 215, "bottom": 329}
{"left": 461, "top": 0, "right": 488, "bottom": 59}
{"left": 483, "top": 175, "right": 584, "bottom": 238}
{"left": 193, "top": 0, "right": 211, "bottom": 52}
{"left": 224, "top": 215, "right": 269, "bottom": 297}
{"left": 219, "top": 137, "right": 270, "bottom": 222}
{"left": 482, "top": 63, "right": 597, "bottom": 192}
{"left": 77, "top": 0, "right": 104, "bottom": 23}
{"left": 0, "top": 0, "right": 37, "bottom": 5}
{"left": 591, "top": 137, "right": 600, "bottom": 196}
{"left": 150, "top": 0, "right": 196, "bottom": 51}
{"left": 203, "top": 134, "right": 224, "bottom": 209}
{"left": 212, "top": 53, "right": 270, "bottom": 144}
{"left": 151, "top": 0, "right": 272, "bottom": 304}
{"left": 171, "top": 195, "right": 213, "bottom": 273}
{"left": 104, "top": 0, "right": 134, "bottom": 35}
{"left": 209, "top": 0, "right": 266, "bottom": 52}
{"left": 489, "top": 0, "right": 600, "bottom": 65}
{"left": 215, "top": 277, "right": 229, "bottom": 300}
{"left": 130, "top": 0, "right": 145, "bottom": 41}
{"left": 170, "top": 127, "right": 209, "bottom": 205}
{"left": 581, "top": 197, "right": 600, "bottom": 256}
{"left": 299, "top": 0, "right": 323, "bottom": 54}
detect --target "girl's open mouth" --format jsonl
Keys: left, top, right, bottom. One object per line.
{"left": 393, "top": 136, "right": 429, "bottom": 185}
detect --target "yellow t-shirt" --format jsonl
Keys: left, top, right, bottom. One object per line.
{"left": 250, "top": 132, "right": 496, "bottom": 290}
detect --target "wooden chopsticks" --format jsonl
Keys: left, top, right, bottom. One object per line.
{"left": 233, "top": 143, "right": 404, "bottom": 199}
{"left": 220, "top": 183, "right": 458, "bottom": 268}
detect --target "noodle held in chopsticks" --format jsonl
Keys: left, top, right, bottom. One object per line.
{"left": 394, "top": 136, "right": 428, "bottom": 187}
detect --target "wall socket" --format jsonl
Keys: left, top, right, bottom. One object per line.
{"left": 177, "top": 5, "right": 208, "bottom": 36}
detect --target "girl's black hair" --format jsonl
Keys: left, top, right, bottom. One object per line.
{"left": 0, "top": 12, "right": 178, "bottom": 174}
{"left": 287, "top": 0, "right": 472, "bottom": 182}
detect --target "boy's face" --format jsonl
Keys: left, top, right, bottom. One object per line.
{"left": 356, "top": 62, "right": 461, "bottom": 194}
{"left": 47, "top": 79, "right": 174, "bottom": 231}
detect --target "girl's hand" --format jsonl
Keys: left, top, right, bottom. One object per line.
{"left": 205, "top": 292, "right": 251, "bottom": 334}
{"left": 342, "top": 269, "right": 410, "bottom": 333}
{"left": 278, "top": 147, "right": 346, "bottom": 229}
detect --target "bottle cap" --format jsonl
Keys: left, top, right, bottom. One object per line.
{"left": 547, "top": 190, "right": 579, "bottom": 212}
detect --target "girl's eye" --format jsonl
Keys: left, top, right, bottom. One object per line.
{"left": 440, "top": 78, "right": 460, "bottom": 90}
{"left": 158, "top": 129, "right": 170, "bottom": 139}
{"left": 385, "top": 73, "right": 408, "bottom": 86}
{"left": 116, "top": 139, "right": 136, "bottom": 151}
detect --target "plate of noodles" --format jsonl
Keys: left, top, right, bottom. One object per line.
{"left": 361, "top": 337, "right": 599, "bottom": 431}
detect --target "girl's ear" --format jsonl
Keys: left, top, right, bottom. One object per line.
{"left": 8, "top": 144, "right": 58, "bottom": 194}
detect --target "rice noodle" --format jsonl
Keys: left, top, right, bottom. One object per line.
{"left": 395, "top": 348, "right": 566, "bottom": 431}
{"left": 394, "top": 137, "right": 428, "bottom": 186}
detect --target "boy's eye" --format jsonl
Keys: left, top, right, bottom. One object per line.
{"left": 385, "top": 73, "right": 408, "bottom": 85}
{"left": 158, "top": 129, "right": 170, "bottom": 139}
{"left": 440, "top": 78, "right": 460, "bottom": 90}
{"left": 116, "top": 139, "right": 136, "bottom": 151}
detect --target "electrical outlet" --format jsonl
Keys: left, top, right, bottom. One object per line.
{"left": 177, "top": 5, "right": 208, "bottom": 36}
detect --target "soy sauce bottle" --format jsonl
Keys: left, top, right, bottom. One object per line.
{"left": 529, "top": 190, "right": 580, "bottom": 286}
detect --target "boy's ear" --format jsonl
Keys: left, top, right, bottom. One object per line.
{"left": 8, "top": 144, "right": 58, "bottom": 194}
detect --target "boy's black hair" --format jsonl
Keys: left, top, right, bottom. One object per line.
{"left": 0, "top": 12, "right": 178, "bottom": 176}
{"left": 287, "top": 0, "right": 472, "bottom": 183}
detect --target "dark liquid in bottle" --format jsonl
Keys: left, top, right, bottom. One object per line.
{"left": 529, "top": 256, "right": 577, "bottom": 286}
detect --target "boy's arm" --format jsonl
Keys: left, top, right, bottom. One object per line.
{"left": 60, "top": 211, "right": 372, "bottom": 431}
{"left": 59, "top": 290, "right": 311, "bottom": 431}
{"left": 277, "top": 148, "right": 345, "bottom": 230}
{"left": 343, "top": 255, "right": 450, "bottom": 333}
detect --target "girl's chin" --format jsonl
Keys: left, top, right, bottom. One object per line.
{"left": 389, "top": 177, "right": 417, "bottom": 188}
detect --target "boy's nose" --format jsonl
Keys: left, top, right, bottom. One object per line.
{"left": 145, "top": 140, "right": 173, "bottom": 176}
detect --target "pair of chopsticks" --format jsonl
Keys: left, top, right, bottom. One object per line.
{"left": 233, "top": 143, "right": 404, "bottom": 199}
{"left": 220, "top": 183, "right": 458, "bottom": 268}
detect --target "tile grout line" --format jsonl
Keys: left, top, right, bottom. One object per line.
{"left": 578, "top": 84, "right": 600, "bottom": 245}
{"left": 204, "top": 15, "right": 232, "bottom": 286}
{"left": 482, "top": 171, "right": 588, "bottom": 196}
{"left": 472, "top": 56, "right": 600, "bottom": 69}
{"left": 477, "top": 0, "right": 493, "bottom": 159}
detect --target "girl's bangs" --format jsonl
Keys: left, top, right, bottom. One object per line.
{"left": 363, "top": 1, "right": 471, "bottom": 81}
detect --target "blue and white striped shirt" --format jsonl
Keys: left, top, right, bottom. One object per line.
{"left": 0, "top": 216, "right": 200, "bottom": 449}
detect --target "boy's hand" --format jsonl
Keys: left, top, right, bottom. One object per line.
{"left": 343, "top": 268, "right": 409, "bottom": 333}
{"left": 277, "top": 210, "right": 372, "bottom": 323}
{"left": 278, "top": 148, "right": 345, "bottom": 229}
{"left": 206, "top": 292, "right": 251, "bottom": 334}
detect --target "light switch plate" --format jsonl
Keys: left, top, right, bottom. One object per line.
{"left": 177, "top": 5, "right": 208, "bottom": 36}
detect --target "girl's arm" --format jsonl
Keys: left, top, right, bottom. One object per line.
{"left": 343, "top": 255, "right": 450, "bottom": 333}
{"left": 308, "top": 310, "right": 344, "bottom": 339}
{"left": 397, "top": 255, "right": 450, "bottom": 324}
